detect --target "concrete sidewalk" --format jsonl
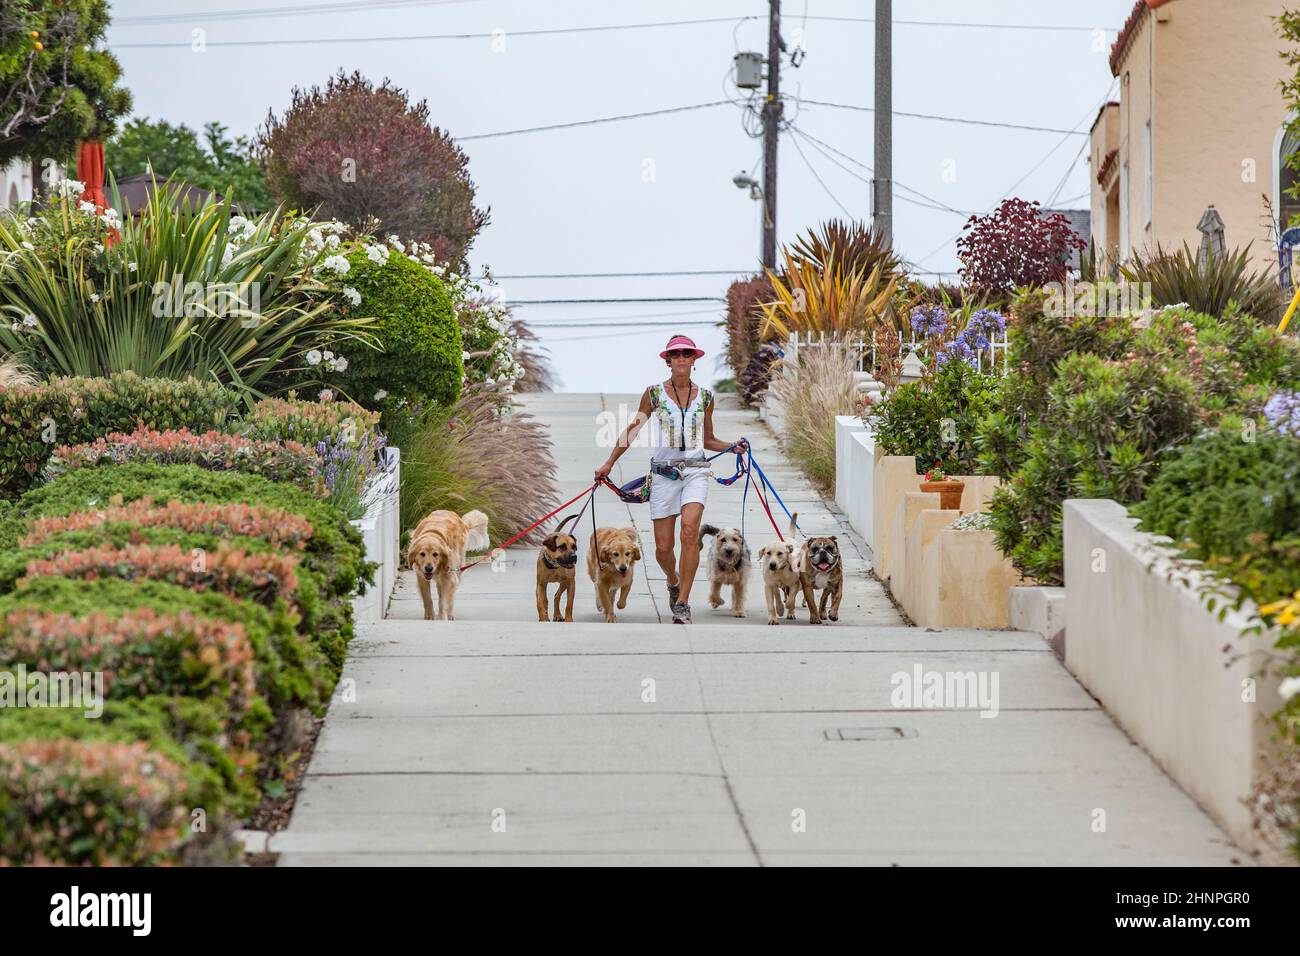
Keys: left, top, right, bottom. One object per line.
{"left": 275, "top": 392, "right": 1246, "bottom": 866}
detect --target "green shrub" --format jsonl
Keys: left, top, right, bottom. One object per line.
{"left": 0, "top": 694, "right": 256, "bottom": 820}
{"left": 0, "top": 606, "right": 268, "bottom": 737}
{"left": 1133, "top": 429, "right": 1300, "bottom": 613}
{"left": 334, "top": 248, "right": 462, "bottom": 409}
{"left": 0, "top": 576, "right": 329, "bottom": 714}
{"left": 0, "top": 737, "right": 196, "bottom": 866}
{"left": 241, "top": 395, "right": 382, "bottom": 450}
{"left": 873, "top": 358, "right": 999, "bottom": 475}
{"left": 0, "top": 524, "right": 332, "bottom": 670}
{"left": 979, "top": 294, "right": 1300, "bottom": 585}
{"left": 46, "top": 426, "right": 321, "bottom": 488}
{"left": 0, "top": 372, "right": 239, "bottom": 498}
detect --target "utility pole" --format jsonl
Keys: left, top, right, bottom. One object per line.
{"left": 761, "top": 0, "right": 783, "bottom": 270}
{"left": 872, "top": 0, "right": 892, "bottom": 244}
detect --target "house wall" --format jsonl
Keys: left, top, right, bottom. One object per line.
{"left": 1098, "top": 0, "right": 1293, "bottom": 271}
{"left": 1153, "top": 0, "right": 1291, "bottom": 265}
{"left": 1089, "top": 103, "right": 1120, "bottom": 254}
{"left": 0, "top": 159, "right": 34, "bottom": 210}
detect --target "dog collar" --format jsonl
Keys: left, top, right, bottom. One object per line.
{"left": 542, "top": 552, "right": 558, "bottom": 570}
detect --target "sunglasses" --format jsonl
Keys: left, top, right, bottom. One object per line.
{"left": 665, "top": 349, "right": 696, "bottom": 359}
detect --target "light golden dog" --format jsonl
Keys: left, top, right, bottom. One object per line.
{"left": 757, "top": 540, "right": 799, "bottom": 625}
{"left": 698, "top": 524, "right": 750, "bottom": 618}
{"left": 536, "top": 529, "right": 578, "bottom": 622}
{"left": 406, "top": 508, "right": 490, "bottom": 621}
{"left": 586, "top": 526, "right": 641, "bottom": 623}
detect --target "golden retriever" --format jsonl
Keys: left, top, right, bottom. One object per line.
{"left": 586, "top": 526, "right": 641, "bottom": 623}
{"left": 406, "top": 508, "right": 490, "bottom": 621}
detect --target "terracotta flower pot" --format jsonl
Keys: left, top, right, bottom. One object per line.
{"left": 919, "top": 479, "right": 965, "bottom": 510}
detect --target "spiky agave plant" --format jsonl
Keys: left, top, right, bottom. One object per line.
{"left": 757, "top": 247, "right": 897, "bottom": 341}
{"left": 0, "top": 177, "right": 377, "bottom": 398}
{"left": 788, "top": 219, "right": 900, "bottom": 278}
{"left": 1119, "top": 242, "right": 1284, "bottom": 324}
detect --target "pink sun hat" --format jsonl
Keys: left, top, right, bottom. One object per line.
{"left": 659, "top": 334, "right": 705, "bottom": 359}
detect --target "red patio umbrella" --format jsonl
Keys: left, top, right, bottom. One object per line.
{"left": 76, "top": 140, "right": 118, "bottom": 246}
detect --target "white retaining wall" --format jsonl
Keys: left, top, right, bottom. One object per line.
{"left": 350, "top": 446, "right": 401, "bottom": 624}
{"left": 1062, "top": 498, "right": 1285, "bottom": 859}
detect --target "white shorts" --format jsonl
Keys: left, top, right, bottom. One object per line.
{"left": 648, "top": 465, "right": 710, "bottom": 519}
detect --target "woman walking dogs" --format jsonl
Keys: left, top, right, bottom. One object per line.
{"left": 593, "top": 335, "right": 749, "bottom": 624}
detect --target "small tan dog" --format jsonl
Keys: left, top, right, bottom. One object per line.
{"left": 536, "top": 527, "right": 579, "bottom": 622}
{"left": 586, "top": 526, "right": 641, "bottom": 623}
{"left": 407, "top": 508, "right": 490, "bottom": 621}
{"left": 698, "top": 524, "right": 750, "bottom": 618}
{"left": 756, "top": 540, "right": 800, "bottom": 625}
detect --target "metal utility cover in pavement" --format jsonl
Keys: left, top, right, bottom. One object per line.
{"left": 824, "top": 727, "right": 918, "bottom": 741}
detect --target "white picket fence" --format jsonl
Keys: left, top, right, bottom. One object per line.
{"left": 785, "top": 327, "right": 1010, "bottom": 376}
{"left": 349, "top": 446, "right": 401, "bottom": 624}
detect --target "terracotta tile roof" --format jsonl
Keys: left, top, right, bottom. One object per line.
{"left": 1090, "top": 100, "right": 1120, "bottom": 133}
{"left": 1109, "top": 0, "right": 1171, "bottom": 76}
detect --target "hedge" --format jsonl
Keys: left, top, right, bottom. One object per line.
{"left": 0, "top": 606, "right": 265, "bottom": 733}
{"left": 335, "top": 248, "right": 463, "bottom": 409}
{"left": 0, "top": 738, "right": 196, "bottom": 866}
{"left": 0, "top": 576, "right": 329, "bottom": 715}
{"left": 0, "top": 372, "right": 238, "bottom": 498}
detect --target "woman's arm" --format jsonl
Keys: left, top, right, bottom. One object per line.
{"left": 702, "top": 394, "right": 749, "bottom": 454}
{"left": 595, "top": 388, "right": 653, "bottom": 480}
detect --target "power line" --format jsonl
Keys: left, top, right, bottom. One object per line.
{"left": 459, "top": 101, "right": 730, "bottom": 141}
{"left": 510, "top": 297, "right": 726, "bottom": 305}
{"left": 791, "top": 126, "right": 977, "bottom": 216}
{"left": 543, "top": 322, "right": 721, "bottom": 344}
{"left": 523, "top": 307, "right": 727, "bottom": 324}
{"left": 480, "top": 270, "right": 754, "bottom": 279}
{"left": 788, "top": 131, "right": 857, "bottom": 219}
{"left": 114, "top": 6, "right": 1120, "bottom": 32}
{"left": 524, "top": 319, "right": 722, "bottom": 329}
{"left": 796, "top": 98, "right": 1087, "bottom": 136}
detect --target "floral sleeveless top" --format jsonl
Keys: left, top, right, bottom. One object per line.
{"left": 649, "top": 381, "right": 712, "bottom": 456}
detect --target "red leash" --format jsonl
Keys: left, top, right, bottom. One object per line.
{"left": 459, "top": 482, "right": 598, "bottom": 572}
{"left": 749, "top": 467, "right": 784, "bottom": 541}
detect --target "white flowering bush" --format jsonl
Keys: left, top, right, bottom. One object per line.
{"left": 284, "top": 222, "right": 527, "bottom": 411}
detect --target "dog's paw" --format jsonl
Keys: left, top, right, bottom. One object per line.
{"left": 829, "top": 613, "right": 838, "bottom": 622}
{"left": 732, "top": 609, "right": 746, "bottom": 618}
{"left": 767, "top": 617, "right": 778, "bottom": 625}
{"left": 709, "top": 597, "right": 724, "bottom": 609}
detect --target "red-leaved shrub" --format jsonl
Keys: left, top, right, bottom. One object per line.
{"left": 19, "top": 542, "right": 301, "bottom": 607}
{"left": 0, "top": 739, "right": 191, "bottom": 866}
{"left": 956, "top": 198, "right": 1084, "bottom": 292}
{"left": 46, "top": 427, "right": 321, "bottom": 489}
{"left": 21, "top": 499, "right": 314, "bottom": 552}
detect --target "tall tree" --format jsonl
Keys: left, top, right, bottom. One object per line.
{"left": 109, "top": 117, "right": 272, "bottom": 209}
{"left": 0, "top": 0, "right": 132, "bottom": 173}
{"left": 258, "top": 69, "right": 488, "bottom": 269}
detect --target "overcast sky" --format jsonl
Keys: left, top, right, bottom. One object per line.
{"left": 106, "top": 0, "right": 1138, "bottom": 391}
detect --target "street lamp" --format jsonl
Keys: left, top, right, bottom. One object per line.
{"left": 732, "top": 172, "right": 762, "bottom": 202}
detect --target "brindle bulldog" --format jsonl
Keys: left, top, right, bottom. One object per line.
{"left": 536, "top": 529, "right": 579, "bottom": 622}
{"left": 790, "top": 515, "right": 843, "bottom": 625}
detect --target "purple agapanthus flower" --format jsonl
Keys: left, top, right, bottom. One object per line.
{"left": 910, "top": 304, "right": 950, "bottom": 339}
{"left": 1263, "top": 390, "right": 1300, "bottom": 437}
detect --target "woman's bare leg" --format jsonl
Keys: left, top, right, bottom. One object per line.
{"left": 653, "top": 514, "right": 678, "bottom": 586}
{"left": 676, "top": 502, "right": 704, "bottom": 605}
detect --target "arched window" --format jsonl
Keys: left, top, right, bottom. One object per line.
{"left": 1276, "top": 124, "right": 1300, "bottom": 238}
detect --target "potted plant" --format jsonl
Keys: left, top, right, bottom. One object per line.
{"left": 919, "top": 460, "right": 965, "bottom": 510}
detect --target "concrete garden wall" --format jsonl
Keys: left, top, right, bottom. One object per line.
{"left": 350, "top": 446, "right": 401, "bottom": 624}
{"left": 1062, "top": 499, "right": 1286, "bottom": 859}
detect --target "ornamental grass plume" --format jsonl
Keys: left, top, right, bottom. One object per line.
{"left": 766, "top": 334, "right": 857, "bottom": 495}
{"left": 387, "top": 381, "right": 559, "bottom": 547}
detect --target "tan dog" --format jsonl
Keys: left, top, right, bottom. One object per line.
{"left": 586, "top": 526, "right": 640, "bottom": 623}
{"left": 407, "top": 509, "right": 490, "bottom": 621}
{"left": 698, "top": 524, "right": 750, "bottom": 618}
{"left": 756, "top": 540, "right": 799, "bottom": 625}
{"left": 536, "top": 528, "right": 578, "bottom": 622}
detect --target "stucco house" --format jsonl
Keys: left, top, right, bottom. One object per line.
{"left": 1090, "top": 0, "right": 1296, "bottom": 272}
{"left": 0, "top": 159, "right": 35, "bottom": 211}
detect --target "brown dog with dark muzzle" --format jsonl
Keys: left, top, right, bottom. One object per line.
{"left": 536, "top": 528, "right": 579, "bottom": 622}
